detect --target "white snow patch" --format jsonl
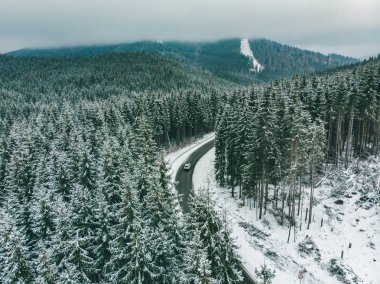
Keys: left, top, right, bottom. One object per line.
{"left": 240, "top": 39, "right": 264, "bottom": 73}
{"left": 241, "top": 39, "right": 254, "bottom": 58}
{"left": 193, "top": 148, "right": 380, "bottom": 284}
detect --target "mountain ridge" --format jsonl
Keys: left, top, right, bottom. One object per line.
{"left": 6, "top": 38, "right": 359, "bottom": 84}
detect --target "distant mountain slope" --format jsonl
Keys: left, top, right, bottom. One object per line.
{"left": 7, "top": 39, "right": 359, "bottom": 84}
{"left": 249, "top": 39, "right": 359, "bottom": 81}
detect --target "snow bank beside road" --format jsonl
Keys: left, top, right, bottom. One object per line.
{"left": 165, "top": 133, "right": 214, "bottom": 183}
{"left": 193, "top": 149, "right": 380, "bottom": 284}
{"left": 193, "top": 149, "right": 294, "bottom": 283}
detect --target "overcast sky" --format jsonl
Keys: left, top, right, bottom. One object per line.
{"left": 1, "top": 0, "right": 379, "bottom": 58}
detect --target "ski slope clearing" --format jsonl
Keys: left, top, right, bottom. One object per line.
{"left": 193, "top": 149, "right": 380, "bottom": 284}
{"left": 241, "top": 39, "right": 264, "bottom": 73}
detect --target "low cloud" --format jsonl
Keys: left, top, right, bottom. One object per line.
{"left": 0, "top": 0, "right": 379, "bottom": 57}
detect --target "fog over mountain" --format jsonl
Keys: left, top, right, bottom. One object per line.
{"left": 1, "top": 0, "right": 379, "bottom": 57}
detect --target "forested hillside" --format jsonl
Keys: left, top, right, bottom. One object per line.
{"left": 249, "top": 39, "right": 359, "bottom": 81}
{"left": 214, "top": 56, "right": 380, "bottom": 231}
{"left": 7, "top": 39, "right": 359, "bottom": 84}
{"left": 0, "top": 53, "right": 244, "bottom": 283}
{"left": 0, "top": 52, "right": 233, "bottom": 101}
{"left": 0, "top": 52, "right": 232, "bottom": 144}
{"left": 0, "top": 43, "right": 376, "bottom": 283}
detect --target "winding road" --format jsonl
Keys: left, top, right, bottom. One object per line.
{"left": 175, "top": 139, "right": 255, "bottom": 284}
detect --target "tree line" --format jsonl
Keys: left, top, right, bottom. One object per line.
{"left": 214, "top": 56, "right": 380, "bottom": 241}
{"left": 0, "top": 99, "right": 242, "bottom": 283}
{"left": 0, "top": 53, "right": 242, "bottom": 283}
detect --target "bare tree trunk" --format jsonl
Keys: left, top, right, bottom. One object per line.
{"left": 326, "top": 109, "right": 333, "bottom": 163}
{"left": 359, "top": 120, "right": 366, "bottom": 157}
{"left": 287, "top": 176, "right": 292, "bottom": 219}
{"left": 297, "top": 176, "right": 302, "bottom": 216}
{"left": 231, "top": 174, "right": 235, "bottom": 198}
{"left": 335, "top": 114, "right": 342, "bottom": 167}
{"left": 264, "top": 180, "right": 269, "bottom": 215}
{"left": 259, "top": 164, "right": 265, "bottom": 219}
{"left": 293, "top": 175, "right": 297, "bottom": 242}
{"left": 307, "top": 164, "right": 314, "bottom": 230}
{"left": 274, "top": 184, "right": 278, "bottom": 210}
{"left": 287, "top": 223, "right": 292, "bottom": 244}
{"left": 293, "top": 210, "right": 296, "bottom": 242}
{"left": 281, "top": 192, "right": 285, "bottom": 226}
{"left": 259, "top": 179, "right": 264, "bottom": 219}
{"left": 345, "top": 109, "right": 354, "bottom": 168}
{"left": 287, "top": 175, "right": 296, "bottom": 243}
{"left": 239, "top": 178, "right": 242, "bottom": 199}
{"left": 375, "top": 119, "right": 380, "bottom": 157}
{"left": 287, "top": 194, "right": 292, "bottom": 243}
{"left": 299, "top": 178, "right": 306, "bottom": 230}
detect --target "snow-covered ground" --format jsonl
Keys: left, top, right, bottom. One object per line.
{"left": 193, "top": 148, "right": 380, "bottom": 284}
{"left": 240, "top": 39, "right": 264, "bottom": 73}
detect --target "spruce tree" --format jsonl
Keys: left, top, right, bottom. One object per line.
{"left": 108, "top": 173, "right": 157, "bottom": 283}
{"left": 184, "top": 228, "right": 216, "bottom": 284}
{"left": 2, "top": 224, "right": 35, "bottom": 283}
{"left": 255, "top": 263, "right": 276, "bottom": 284}
{"left": 188, "top": 188, "right": 242, "bottom": 282}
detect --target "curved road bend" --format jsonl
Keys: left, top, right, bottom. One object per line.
{"left": 175, "top": 140, "right": 255, "bottom": 284}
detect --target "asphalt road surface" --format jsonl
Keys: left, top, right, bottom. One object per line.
{"left": 175, "top": 139, "right": 255, "bottom": 284}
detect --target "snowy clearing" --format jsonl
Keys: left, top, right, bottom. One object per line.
{"left": 240, "top": 39, "right": 264, "bottom": 73}
{"left": 193, "top": 148, "right": 380, "bottom": 284}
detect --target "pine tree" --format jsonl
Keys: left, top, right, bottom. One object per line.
{"left": 307, "top": 120, "right": 325, "bottom": 230}
{"left": 62, "top": 231, "right": 95, "bottom": 284}
{"left": 35, "top": 251, "right": 58, "bottom": 284}
{"left": 107, "top": 173, "right": 156, "bottom": 283}
{"left": 2, "top": 224, "right": 35, "bottom": 283}
{"left": 56, "top": 262, "right": 81, "bottom": 284}
{"left": 255, "top": 263, "right": 276, "bottom": 284}
{"left": 77, "top": 145, "right": 96, "bottom": 197}
{"left": 214, "top": 106, "right": 228, "bottom": 186}
{"left": 188, "top": 187, "right": 242, "bottom": 282}
{"left": 184, "top": 228, "right": 216, "bottom": 284}
{"left": 0, "top": 136, "right": 10, "bottom": 206}
{"left": 5, "top": 130, "right": 37, "bottom": 247}
{"left": 93, "top": 192, "right": 112, "bottom": 282}
{"left": 54, "top": 150, "right": 72, "bottom": 203}
{"left": 33, "top": 157, "right": 56, "bottom": 242}
{"left": 254, "top": 89, "right": 279, "bottom": 218}
{"left": 220, "top": 212, "right": 243, "bottom": 283}
{"left": 64, "top": 185, "right": 97, "bottom": 282}
{"left": 132, "top": 116, "right": 158, "bottom": 202}
{"left": 141, "top": 155, "right": 180, "bottom": 282}
{"left": 98, "top": 137, "right": 123, "bottom": 207}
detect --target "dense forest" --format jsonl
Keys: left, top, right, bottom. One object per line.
{"left": 0, "top": 52, "right": 233, "bottom": 102}
{"left": 0, "top": 46, "right": 377, "bottom": 283}
{"left": 0, "top": 52, "right": 232, "bottom": 145}
{"left": 214, "top": 56, "right": 380, "bottom": 241}
{"left": 7, "top": 39, "right": 358, "bottom": 84}
{"left": 249, "top": 39, "right": 358, "bottom": 81}
{"left": 0, "top": 53, "right": 243, "bottom": 283}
